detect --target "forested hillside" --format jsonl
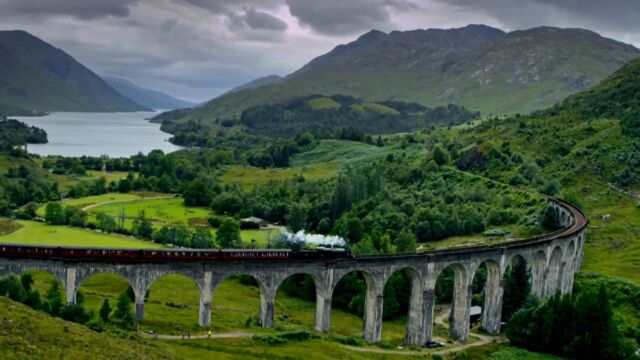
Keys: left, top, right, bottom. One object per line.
{"left": 240, "top": 95, "right": 479, "bottom": 137}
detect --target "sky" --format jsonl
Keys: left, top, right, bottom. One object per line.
{"left": 1, "top": 0, "right": 639, "bottom": 103}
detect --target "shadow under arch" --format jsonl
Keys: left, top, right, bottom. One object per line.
{"left": 330, "top": 269, "right": 376, "bottom": 338}
{"left": 10, "top": 269, "right": 66, "bottom": 307}
{"left": 502, "top": 254, "right": 532, "bottom": 323}
{"left": 434, "top": 263, "right": 469, "bottom": 341}
{"left": 530, "top": 250, "right": 547, "bottom": 298}
{"left": 274, "top": 272, "right": 318, "bottom": 330}
{"left": 470, "top": 259, "right": 501, "bottom": 333}
{"left": 380, "top": 266, "right": 422, "bottom": 346}
{"left": 210, "top": 273, "right": 263, "bottom": 331}
{"left": 144, "top": 273, "right": 202, "bottom": 334}
{"left": 545, "top": 246, "right": 563, "bottom": 296}
{"left": 77, "top": 272, "right": 133, "bottom": 317}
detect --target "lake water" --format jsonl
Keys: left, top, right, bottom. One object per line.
{"left": 15, "top": 112, "right": 182, "bottom": 158}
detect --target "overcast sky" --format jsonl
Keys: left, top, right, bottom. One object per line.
{"left": 1, "top": 0, "right": 639, "bottom": 102}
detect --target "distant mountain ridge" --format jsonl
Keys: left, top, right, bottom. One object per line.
{"left": 223, "top": 75, "right": 283, "bottom": 96}
{"left": 0, "top": 30, "right": 147, "bottom": 114}
{"left": 103, "top": 76, "right": 194, "bottom": 110}
{"left": 178, "top": 25, "right": 640, "bottom": 123}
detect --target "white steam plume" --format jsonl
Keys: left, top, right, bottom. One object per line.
{"left": 280, "top": 230, "right": 346, "bottom": 247}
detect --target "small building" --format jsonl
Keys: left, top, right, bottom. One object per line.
{"left": 241, "top": 216, "right": 268, "bottom": 228}
{"left": 470, "top": 306, "right": 482, "bottom": 326}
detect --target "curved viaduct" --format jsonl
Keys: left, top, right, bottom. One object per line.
{"left": 0, "top": 199, "right": 586, "bottom": 346}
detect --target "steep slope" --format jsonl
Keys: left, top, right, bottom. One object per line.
{"left": 0, "top": 30, "right": 147, "bottom": 113}
{"left": 0, "top": 296, "right": 172, "bottom": 359}
{"left": 177, "top": 25, "right": 639, "bottom": 123}
{"left": 451, "top": 56, "right": 640, "bottom": 283}
{"left": 104, "top": 76, "right": 194, "bottom": 110}
{"left": 223, "top": 74, "right": 283, "bottom": 96}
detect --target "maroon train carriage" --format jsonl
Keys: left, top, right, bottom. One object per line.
{"left": 0, "top": 244, "right": 350, "bottom": 262}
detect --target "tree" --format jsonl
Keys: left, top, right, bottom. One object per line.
{"left": 99, "top": 299, "right": 111, "bottom": 322}
{"left": 432, "top": 145, "right": 449, "bottom": 165}
{"left": 44, "top": 281, "right": 63, "bottom": 316}
{"left": 395, "top": 230, "right": 417, "bottom": 253}
{"left": 183, "top": 179, "right": 209, "bottom": 206}
{"left": 112, "top": 291, "right": 134, "bottom": 327}
{"left": 216, "top": 217, "right": 242, "bottom": 248}
{"left": 541, "top": 181, "right": 560, "bottom": 196}
{"left": 95, "top": 212, "right": 116, "bottom": 233}
{"left": 502, "top": 258, "right": 531, "bottom": 320}
{"left": 285, "top": 203, "right": 307, "bottom": 232}
{"left": 133, "top": 210, "right": 153, "bottom": 239}
{"left": 44, "top": 202, "right": 66, "bottom": 225}
{"left": 192, "top": 228, "right": 214, "bottom": 248}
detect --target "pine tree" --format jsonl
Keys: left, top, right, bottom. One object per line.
{"left": 502, "top": 258, "right": 531, "bottom": 320}
{"left": 99, "top": 299, "right": 111, "bottom": 322}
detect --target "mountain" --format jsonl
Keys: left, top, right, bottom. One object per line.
{"left": 171, "top": 25, "right": 640, "bottom": 123}
{"left": 103, "top": 76, "right": 194, "bottom": 110}
{"left": 0, "top": 30, "right": 147, "bottom": 114}
{"left": 223, "top": 74, "right": 283, "bottom": 96}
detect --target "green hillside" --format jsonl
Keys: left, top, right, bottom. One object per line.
{"left": 171, "top": 25, "right": 639, "bottom": 123}
{"left": 0, "top": 30, "right": 147, "bottom": 113}
{"left": 0, "top": 297, "right": 171, "bottom": 359}
{"left": 450, "top": 57, "right": 640, "bottom": 282}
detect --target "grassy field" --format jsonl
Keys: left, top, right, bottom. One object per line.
{"left": 87, "top": 197, "right": 211, "bottom": 224}
{"left": 35, "top": 193, "right": 279, "bottom": 248}
{"left": 0, "top": 297, "right": 172, "bottom": 360}
{"left": 219, "top": 163, "right": 339, "bottom": 190}
{"left": 0, "top": 219, "right": 164, "bottom": 248}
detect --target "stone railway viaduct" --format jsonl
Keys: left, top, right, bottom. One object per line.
{"left": 0, "top": 199, "right": 586, "bottom": 346}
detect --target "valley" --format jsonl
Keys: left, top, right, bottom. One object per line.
{"left": 1, "top": 6, "right": 640, "bottom": 359}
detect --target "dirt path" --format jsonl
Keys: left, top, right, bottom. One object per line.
{"left": 139, "top": 331, "right": 253, "bottom": 340}
{"left": 80, "top": 195, "right": 176, "bottom": 211}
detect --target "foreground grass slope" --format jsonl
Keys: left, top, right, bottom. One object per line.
{"left": 0, "top": 297, "right": 170, "bottom": 360}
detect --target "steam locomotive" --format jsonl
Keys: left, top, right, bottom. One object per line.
{"left": 0, "top": 244, "right": 351, "bottom": 262}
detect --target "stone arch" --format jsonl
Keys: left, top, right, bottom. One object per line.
{"left": 273, "top": 272, "right": 320, "bottom": 330}
{"left": 144, "top": 273, "right": 203, "bottom": 333}
{"left": 470, "top": 259, "right": 502, "bottom": 334}
{"left": 433, "top": 262, "right": 471, "bottom": 341}
{"left": 501, "top": 254, "right": 533, "bottom": 323}
{"left": 545, "top": 246, "right": 563, "bottom": 296}
{"left": 13, "top": 268, "right": 66, "bottom": 304}
{"left": 210, "top": 272, "right": 271, "bottom": 330}
{"left": 330, "top": 269, "right": 380, "bottom": 342}
{"left": 76, "top": 271, "right": 134, "bottom": 313}
{"left": 531, "top": 250, "right": 547, "bottom": 297}
{"left": 379, "top": 266, "right": 422, "bottom": 346}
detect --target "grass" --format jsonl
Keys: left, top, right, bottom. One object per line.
{"left": 87, "top": 197, "right": 211, "bottom": 224}
{"left": 307, "top": 97, "right": 340, "bottom": 110}
{"left": 219, "top": 163, "right": 339, "bottom": 190}
{"left": 0, "top": 220, "right": 163, "bottom": 249}
{"left": 0, "top": 297, "right": 172, "bottom": 360}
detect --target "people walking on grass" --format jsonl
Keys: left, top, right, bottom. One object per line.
{"left": 208, "top": 329, "right": 212, "bottom": 338}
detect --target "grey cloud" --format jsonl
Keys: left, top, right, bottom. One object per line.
{"left": 245, "top": 7, "right": 288, "bottom": 31}
{"left": 436, "top": 0, "right": 640, "bottom": 32}
{"left": 0, "top": 0, "right": 138, "bottom": 19}
{"left": 286, "top": 0, "right": 416, "bottom": 35}
{"left": 176, "top": 0, "right": 281, "bottom": 14}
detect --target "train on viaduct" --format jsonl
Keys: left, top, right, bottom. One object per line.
{"left": 0, "top": 199, "right": 586, "bottom": 346}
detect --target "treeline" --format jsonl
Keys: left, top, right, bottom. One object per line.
{"left": 0, "top": 273, "right": 136, "bottom": 332}
{"left": 506, "top": 286, "right": 638, "bottom": 360}
{"left": 0, "top": 119, "right": 47, "bottom": 149}
{"left": 240, "top": 94, "right": 479, "bottom": 138}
